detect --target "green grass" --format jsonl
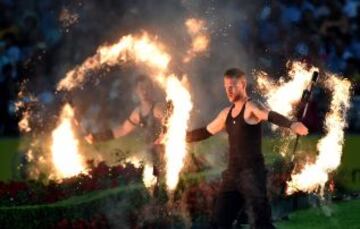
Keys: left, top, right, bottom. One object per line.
{"left": 276, "top": 199, "right": 360, "bottom": 229}
{"left": 0, "top": 138, "right": 20, "bottom": 181}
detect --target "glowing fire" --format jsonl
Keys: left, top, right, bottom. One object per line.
{"left": 163, "top": 75, "right": 193, "bottom": 190}
{"left": 256, "top": 62, "right": 352, "bottom": 195}
{"left": 51, "top": 104, "right": 86, "bottom": 178}
{"left": 286, "top": 75, "right": 351, "bottom": 195}
{"left": 143, "top": 164, "right": 157, "bottom": 188}
{"left": 183, "top": 18, "right": 209, "bottom": 63}
{"left": 56, "top": 32, "right": 193, "bottom": 191}
{"left": 256, "top": 62, "right": 318, "bottom": 119}
{"left": 57, "top": 33, "right": 170, "bottom": 91}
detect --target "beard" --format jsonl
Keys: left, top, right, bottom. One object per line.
{"left": 228, "top": 93, "right": 246, "bottom": 103}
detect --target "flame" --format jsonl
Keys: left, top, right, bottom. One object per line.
{"left": 256, "top": 62, "right": 318, "bottom": 118}
{"left": 126, "top": 156, "right": 157, "bottom": 188}
{"left": 163, "top": 75, "right": 193, "bottom": 190}
{"left": 51, "top": 104, "right": 86, "bottom": 178}
{"left": 286, "top": 75, "right": 351, "bottom": 195}
{"left": 255, "top": 62, "right": 319, "bottom": 156}
{"left": 57, "top": 33, "right": 170, "bottom": 91}
{"left": 183, "top": 18, "right": 209, "bottom": 63}
{"left": 256, "top": 61, "right": 352, "bottom": 195}
{"left": 143, "top": 164, "right": 157, "bottom": 188}
{"left": 56, "top": 32, "right": 193, "bottom": 191}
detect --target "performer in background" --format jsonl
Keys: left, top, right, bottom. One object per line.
{"left": 86, "top": 75, "right": 165, "bottom": 181}
{"left": 186, "top": 68, "right": 308, "bottom": 229}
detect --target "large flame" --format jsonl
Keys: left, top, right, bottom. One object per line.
{"left": 51, "top": 104, "right": 86, "bottom": 178}
{"left": 56, "top": 32, "right": 193, "bottom": 191}
{"left": 286, "top": 75, "right": 351, "bottom": 195}
{"left": 163, "top": 75, "right": 193, "bottom": 190}
{"left": 256, "top": 61, "right": 352, "bottom": 195}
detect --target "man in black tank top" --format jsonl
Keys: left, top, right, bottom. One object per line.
{"left": 186, "top": 68, "right": 309, "bottom": 229}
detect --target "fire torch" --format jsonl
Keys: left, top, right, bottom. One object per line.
{"left": 291, "top": 71, "right": 319, "bottom": 161}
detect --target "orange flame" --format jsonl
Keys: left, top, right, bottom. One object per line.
{"left": 51, "top": 104, "right": 86, "bottom": 179}
{"left": 57, "top": 33, "right": 170, "bottom": 91}
{"left": 256, "top": 62, "right": 318, "bottom": 119}
{"left": 286, "top": 75, "right": 351, "bottom": 195}
{"left": 163, "top": 75, "right": 193, "bottom": 190}
{"left": 56, "top": 32, "right": 193, "bottom": 191}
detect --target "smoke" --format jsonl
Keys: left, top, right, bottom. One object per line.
{"left": 18, "top": 0, "right": 259, "bottom": 179}
{"left": 45, "top": 0, "right": 257, "bottom": 128}
{"left": 18, "top": 0, "right": 273, "bottom": 227}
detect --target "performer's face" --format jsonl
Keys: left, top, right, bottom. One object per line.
{"left": 224, "top": 77, "right": 247, "bottom": 103}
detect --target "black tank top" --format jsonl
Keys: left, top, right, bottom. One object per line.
{"left": 225, "top": 101, "right": 264, "bottom": 171}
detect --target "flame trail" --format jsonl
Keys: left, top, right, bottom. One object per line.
{"left": 51, "top": 103, "right": 86, "bottom": 178}
{"left": 286, "top": 75, "right": 351, "bottom": 195}
{"left": 57, "top": 33, "right": 170, "bottom": 91}
{"left": 56, "top": 32, "right": 193, "bottom": 191}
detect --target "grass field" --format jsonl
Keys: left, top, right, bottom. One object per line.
{"left": 0, "top": 138, "right": 20, "bottom": 181}
{"left": 276, "top": 199, "right": 360, "bottom": 229}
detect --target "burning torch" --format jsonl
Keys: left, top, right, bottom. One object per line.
{"left": 291, "top": 71, "right": 319, "bottom": 161}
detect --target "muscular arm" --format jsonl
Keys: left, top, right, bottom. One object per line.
{"left": 186, "top": 107, "right": 230, "bottom": 143}
{"left": 247, "top": 101, "right": 308, "bottom": 135}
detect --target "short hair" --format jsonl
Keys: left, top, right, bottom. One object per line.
{"left": 224, "top": 68, "right": 245, "bottom": 79}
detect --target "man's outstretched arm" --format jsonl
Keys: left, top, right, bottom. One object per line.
{"left": 248, "top": 101, "right": 308, "bottom": 136}
{"left": 186, "top": 107, "right": 230, "bottom": 143}
{"left": 85, "top": 108, "right": 139, "bottom": 143}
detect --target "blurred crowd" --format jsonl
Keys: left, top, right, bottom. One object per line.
{"left": 240, "top": 0, "right": 360, "bottom": 82}
{"left": 0, "top": 0, "right": 61, "bottom": 135}
{"left": 0, "top": 0, "right": 360, "bottom": 136}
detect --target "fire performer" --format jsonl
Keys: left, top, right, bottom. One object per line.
{"left": 186, "top": 68, "right": 308, "bottom": 229}
{"left": 85, "top": 75, "right": 166, "bottom": 181}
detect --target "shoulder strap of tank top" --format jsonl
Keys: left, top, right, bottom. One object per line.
{"left": 225, "top": 104, "right": 235, "bottom": 122}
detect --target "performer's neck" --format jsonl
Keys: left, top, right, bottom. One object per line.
{"left": 233, "top": 97, "right": 248, "bottom": 109}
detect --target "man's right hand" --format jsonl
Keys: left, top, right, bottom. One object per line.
{"left": 290, "top": 122, "right": 309, "bottom": 136}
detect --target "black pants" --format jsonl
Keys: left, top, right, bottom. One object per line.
{"left": 214, "top": 168, "right": 275, "bottom": 229}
